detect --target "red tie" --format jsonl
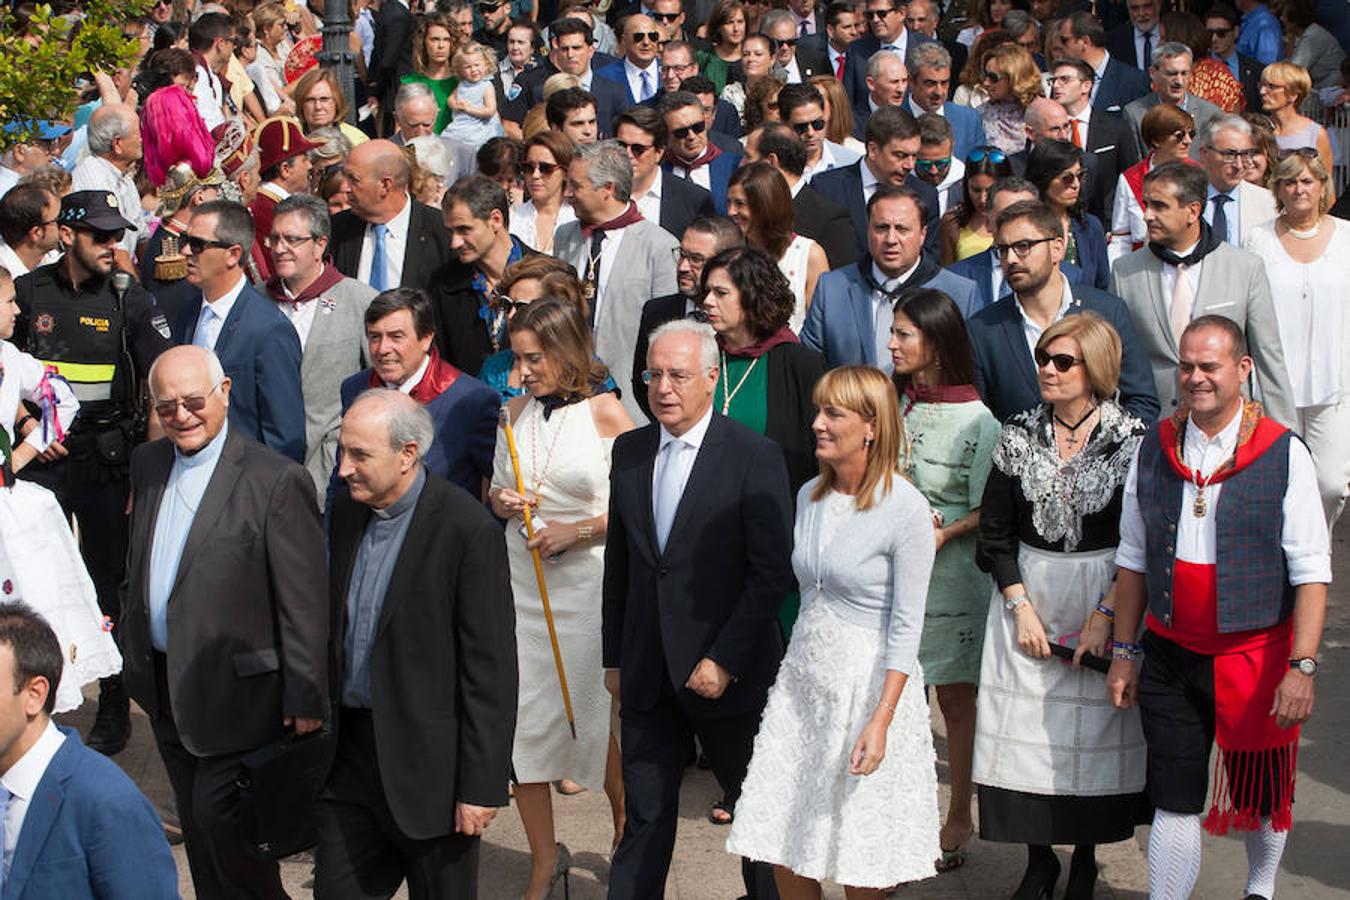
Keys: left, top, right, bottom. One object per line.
{"left": 1070, "top": 118, "right": 1083, "bottom": 149}
{"left": 835, "top": 54, "right": 845, "bottom": 80}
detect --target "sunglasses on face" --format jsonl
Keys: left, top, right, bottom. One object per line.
{"left": 992, "top": 236, "right": 1055, "bottom": 259}
{"left": 617, "top": 140, "right": 655, "bottom": 157}
{"left": 154, "top": 383, "right": 222, "bottom": 418}
{"left": 967, "top": 146, "right": 1007, "bottom": 164}
{"left": 651, "top": 11, "right": 680, "bottom": 21}
{"left": 183, "top": 234, "right": 235, "bottom": 254}
{"left": 498, "top": 298, "right": 532, "bottom": 314}
{"left": 915, "top": 157, "right": 951, "bottom": 171}
{"left": 82, "top": 228, "right": 127, "bottom": 245}
{"left": 1206, "top": 26, "right": 1233, "bottom": 36}
{"left": 519, "top": 160, "right": 560, "bottom": 177}
{"left": 770, "top": 37, "right": 799, "bottom": 50}
{"left": 671, "top": 120, "right": 706, "bottom": 139}
{"left": 1057, "top": 170, "right": 1083, "bottom": 184}
{"left": 1170, "top": 129, "right": 1196, "bottom": 142}
{"left": 792, "top": 117, "right": 827, "bottom": 134}
{"left": 1277, "top": 147, "right": 1318, "bottom": 161}
{"left": 982, "top": 70, "right": 1006, "bottom": 83}
{"left": 865, "top": 8, "right": 898, "bottom": 18}
{"left": 1034, "top": 349, "right": 1083, "bottom": 372}
{"left": 631, "top": 31, "right": 662, "bottom": 43}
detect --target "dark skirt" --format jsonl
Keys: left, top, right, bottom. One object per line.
{"left": 977, "top": 785, "right": 1152, "bottom": 845}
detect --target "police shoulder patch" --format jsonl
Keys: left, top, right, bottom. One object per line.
{"left": 150, "top": 312, "right": 171, "bottom": 339}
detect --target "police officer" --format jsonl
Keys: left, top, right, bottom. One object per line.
{"left": 13, "top": 190, "right": 172, "bottom": 756}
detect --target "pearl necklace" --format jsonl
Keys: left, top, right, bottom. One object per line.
{"left": 1285, "top": 218, "right": 1321, "bottom": 240}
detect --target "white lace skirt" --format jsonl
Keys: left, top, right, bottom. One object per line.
{"left": 726, "top": 600, "right": 941, "bottom": 889}
{"left": 0, "top": 481, "right": 121, "bottom": 713}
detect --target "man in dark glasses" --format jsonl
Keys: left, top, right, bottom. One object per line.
{"left": 964, "top": 197, "right": 1159, "bottom": 422}
{"left": 472, "top": 0, "right": 513, "bottom": 58}
{"left": 778, "top": 84, "right": 861, "bottom": 182}
{"left": 1122, "top": 42, "right": 1221, "bottom": 160}
{"left": 761, "top": 9, "right": 830, "bottom": 82}
{"left": 614, "top": 106, "right": 716, "bottom": 239}
{"left": 12, "top": 190, "right": 173, "bottom": 757}
{"left": 595, "top": 14, "right": 664, "bottom": 105}
{"left": 913, "top": 113, "right": 962, "bottom": 214}
{"left": 1203, "top": 5, "right": 1262, "bottom": 112}
{"left": 660, "top": 92, "right": 742, "bottom": 213}
{"left": 841, "top": 0, "right": 937, "bottom": 109}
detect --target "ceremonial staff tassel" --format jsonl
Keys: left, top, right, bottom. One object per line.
{"left": 500, "top": 407, "right": 578, "bottom": 739}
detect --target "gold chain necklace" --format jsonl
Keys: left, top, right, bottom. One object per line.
{"left": 719, "top": 350, "right": 760, "bottom": 415}
{"left": 528, "top": 400, "right": 570, "bottom": 497}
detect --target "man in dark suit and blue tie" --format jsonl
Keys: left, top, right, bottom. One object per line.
{"left": 177, "top": 199, "right": 306, "bottom": 462}
{"left": 0, "top": 604, "right": 178, "bottom": 900}
{"left": 596, "top": 14, "right": 664, "bottom": 106}
{"left": 604, "top": 320, "right": 790, "bottom": 900}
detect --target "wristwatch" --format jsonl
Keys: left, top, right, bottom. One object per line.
{"left": 1290, "top": 657, "right": 1318, "bottom": 677}
{"left": 1003, "top": 592, "right": 1029, "bottom": 613}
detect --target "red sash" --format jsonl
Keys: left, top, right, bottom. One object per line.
{"left": 368, "top": 349, "right": 461, "bottom": 404}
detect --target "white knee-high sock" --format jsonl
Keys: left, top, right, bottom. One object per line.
{"left": 1149, "top": 809, "right": 1203, "bottom": 900}
{"left": 1244, "top": 818, "right": 1288, "bottom": 898}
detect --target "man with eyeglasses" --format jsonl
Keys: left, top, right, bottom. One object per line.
{"left": 631, "top": 215, "right": 744, "bottom": 418}
{"left": 801, "top": 184, "right": 976, "bottom": 368}
{"left": 0, "top": 121, "right": 69, "bottom": 201}
{"left": 913, "top": 113, "right": 963, "bottom": 215}
{"left": 652, "top": 45, "right": 741, "bottom": 139}
{"left": 965, "top": 198, "right": 1159, "bottom": 421}
{"left": 429, "top": 175, "right": 535, "bottom": 376}
{"left": 761, "top": 9, "right": 830, "bottom": 83}
{"left": 1109, "top": 161, "right": 1293, "bottom": 424}
{"left": 779, "top": 84, "right": 861, "bottom": 182}
{"left": 842, "top": 0, "right": 936, "bottom": 110}
{"left": 1123, "top": 43, "right": 1221, "bottom": 160}
{"left": 1049, "top": 57, "right": 1140, "bottom": 223}
{"left": 1197, "top": 115, "right": 1275, "bottom": 247}
{"left": 0, "top": 185, "right": 61, "bottom": 278}
{"left": 615, "top": 106, "right": 716, "bottom": 238}
{"left": 474, "top": 0, "right": 514, "bottom": 58}
{"left": 905, "top": 41, "right": 985, "bottom": 159}
{"left": 660, "top": 92, "right": 742, "bottom": 213}
{"left": 248, "top": 116, "right": 320, "bottom": 283}
{"left": 1205, "top": 4, "right": 1262, "bottom": 112}
{"left": 263, "top": 194, "right": 376, "bottom": 495}
{"left": 596, "top": 14, "right": 665, "bottom": 105}
{"left": 120, "top": 342, "right": 328, "bottom": 900}
{"left": 15, "top": 191, "right": 174, "bottom": 760}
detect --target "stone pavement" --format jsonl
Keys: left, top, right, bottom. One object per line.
{"left": 55, "top": 522, "right": 1350, "bottom": 899}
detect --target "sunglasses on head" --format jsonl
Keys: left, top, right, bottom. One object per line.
{"left": 631, "top": 30, "right": 662, "bottom": 43}
{"left": 792, "top": 117, "right": 827, "bottom": 134}
{"left": 966, "top": 146, "right": 1007, "bottom": 164}
{"left": 770, "top": 36, "right": 799, "bottom": 50}
{"left": 1034, "top": 349, "right": 1083, "bottom": 372}
{"left": 519, "top": 160, "right": 560, "bottom": 176}
{"left": 1277, "top": 146, "right": 1318, "bottom": 161}
{"left": 671, "top": 120, "right": 706, "bottom": 139}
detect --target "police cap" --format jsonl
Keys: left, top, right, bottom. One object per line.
{"left": 58, "top": 190, "right": 137, "bottom": 233}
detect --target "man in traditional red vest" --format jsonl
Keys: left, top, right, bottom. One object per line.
{"left": 1104, "top": 315, "right": 1330, "bottom": 900}
{"left": 249, "top": 116, "right": 319, "bottom": 281}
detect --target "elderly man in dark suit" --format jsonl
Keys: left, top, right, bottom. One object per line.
{"left": 329, "top": 140, "right": 452, "bottom": 296}
{"left": 122, "top": 344, "right": 329, "bottom": 900}
{"left": 604, "top": 320, "right": 791, "bottom": 900}
{"left": 317, "top": 389, "right": 517, "bottom": 898}
{"left": 842, "top": 0, "right": 935, "bottom": 109}
{"left": 177, "top": 199, "right": 306, "bottom": 462}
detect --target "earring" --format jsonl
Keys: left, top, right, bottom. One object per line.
{"left": 864, "top": 435, "right": 874, "bottom": 448}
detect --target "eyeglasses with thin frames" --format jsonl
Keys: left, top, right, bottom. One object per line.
{"left": 641, "top": 368, "right": 706, "bottom": 387}
{"left": 154, "top": 382, "right": 224, "bottom": 418}
{"left": 992, "top": 236, "right": 1056, "bottom": 259}
{"left": 264, "top": 233, "right": 316, "bottom": 249}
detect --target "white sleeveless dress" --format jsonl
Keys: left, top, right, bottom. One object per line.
{"left": 0, "top": 341, "right": 121, "bottom": 713}
{"left": 491, "top": 396, "right": 613, "bottom": 789}
{"left": 778, "top": 234, "right": 818, "bottom": 334}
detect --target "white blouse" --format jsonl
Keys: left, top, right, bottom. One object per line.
{"left": 1244, "top": 217, "right": 1350, "bottom": 408}
{"left": 509, "top": 200, "right": 577, "bottom": 254}
{"left": 1108, "top": 171, "right": 1147, "bottom": 264}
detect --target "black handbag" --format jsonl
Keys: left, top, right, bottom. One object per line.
{"left": 235, "top": 727, "right": 335, "bottom": 860}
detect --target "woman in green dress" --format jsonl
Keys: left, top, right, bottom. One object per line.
{"left": 400, "top": 12, "right": 461, "bottom": 134}
{"left": 888, "top": 287, "right": 1000, "bottom": 874}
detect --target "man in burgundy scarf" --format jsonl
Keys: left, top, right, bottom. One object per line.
{"left": 265, "top": 194, "right": 376, "bottom": 496}
{"left": 1106, "top": 315, "right": 1330, "bottom": 900}
{"left": 334, "top": 287, "right": 498, "bottom": 507}
{"left": 659, "top": 92, "right": 742, "bottom": 214}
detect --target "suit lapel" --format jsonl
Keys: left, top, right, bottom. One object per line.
{"left": 5, "top": 736, "right": 73, "bottom": 900}
{"left": 375, "top": 479, "right": 433, "bottom": 638}
{"left": 213, "top": 285, "right": 251, "bottom": 359}
{"left": 847, "top": 270, "right": 877, "bottom": 364}
{"left": 169, "top": 430, "right": 244, "bottom": 599}
{"left": 135, "top": 445, "right": 174, "bottom": 613}
{"left": 635, "top": 427, "right": 661, "bottom": 559}
{"left": 997, "top": 304, "right": 1039, "bottom": 396}
{"left": 660, "top": 415, "right": 724, "bottom": 558}
{"left": 1141, "top": 255, "right": 1177, "bottom": 357}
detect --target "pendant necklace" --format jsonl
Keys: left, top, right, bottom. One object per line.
{"left": 1286, "top": 219, "right": 1321, "bottom": 240}
{"left": 1053, "top": 403, "right": 1097, "bottom": 448}
{"left": 719, "top": 350, "right": 760, "bottom": 415}
{"left": 1189, "top": 459, "right": 1233, "bottom": 517}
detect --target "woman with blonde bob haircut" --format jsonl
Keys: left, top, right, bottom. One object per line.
{"left": 1045, "top": 312, "right": 1123, "bottom": 403}
{"left": 729, "top": 366, "right": 943, "bottom": 894}
{"left": 1259, "top": 61, "right": 1333, "bottom": 173}
{"left": 979, "top": 44, "right": 1043, "bottom": 155}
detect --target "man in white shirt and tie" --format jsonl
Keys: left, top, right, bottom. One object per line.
{"left": 1197, "top": 114, "right": 1276, "bottom": 246}
{"left": 618, "top": 15, "right": 663, "bottom": 104}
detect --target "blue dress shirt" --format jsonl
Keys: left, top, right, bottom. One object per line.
{"left": 1239, "top": 5, "right": 1282, "bottom": 66}
{"left": 147, "top": 422, "right": 230, "bottom": 652}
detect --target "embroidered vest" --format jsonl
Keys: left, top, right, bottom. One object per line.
{"left": 1136, "top": 428, "right": 1295, "bottom": 633}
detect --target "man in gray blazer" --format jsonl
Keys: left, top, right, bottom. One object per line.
{"left": 121, "top": 345, "right": 329, "bottom": 899}
{"left": 265, "top": 194, "right": 375, "bottom": 496}
{"left": 555, "top": 140, "right": 679, "bottom": 423}
{"left": 1109, "top": 162, "right": 1295, "bottom": 424}
{"left": 1122, "top": 43, "right": 1221, "bottom": 159}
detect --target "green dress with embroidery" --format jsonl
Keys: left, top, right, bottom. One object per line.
{"left": 903, "top": 397, "right": 1001, "bottom": 685}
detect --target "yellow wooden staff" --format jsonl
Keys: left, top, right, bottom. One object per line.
{"left": 500, "top": 407, "right": 578, "bottom": 739}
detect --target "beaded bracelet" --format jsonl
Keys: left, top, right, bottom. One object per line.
{"left": 1111, "top": 640, "right": 1142, "bottom": 661}
{"left": 1093, "top": 602, "right": 1116, "bottom": 621}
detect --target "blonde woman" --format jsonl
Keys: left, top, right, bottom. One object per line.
{"left": 728, "top": 366, "right": 941, "bottom": 897}
{"left": 978, "top": 43, "right": 1042, "bottom": 153}
{"left": 1259, "top": 61, "right": 1333, "bottom": 173}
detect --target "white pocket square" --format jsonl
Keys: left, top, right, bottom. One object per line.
{"left": 1093, "top": 145, "right": 1116, "bottom": 153}
{"left": 1207, "top": 302, "right": 1236, "bottom": 310}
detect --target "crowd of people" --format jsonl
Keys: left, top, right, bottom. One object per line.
{"left": 0, "top": 0, "right": 1346, "bottom": 897}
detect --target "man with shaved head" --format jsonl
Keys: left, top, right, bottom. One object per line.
{"left": 1010, "top": 98, "right": 1100, "bottom": 208}
{"left": 318, "top": 387, "right": 516, "bottom": 897}
{"left": 71, "top": 103, "right": 144, "bottom": 267}
{"left": 122, "top": 343, "right": 329, "bottom": 899}
{"left": 597, "top": 13, "right": 664, "bottom": 105}
{"left": 329, "top": 139, "right": 452, "bottom": 296}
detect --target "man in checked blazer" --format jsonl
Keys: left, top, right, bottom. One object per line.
{"left": 1109, "top": 162, "right": 1295, "bottom": 424}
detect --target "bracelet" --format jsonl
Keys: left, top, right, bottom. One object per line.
{"left": 1093, "top": 602, "right": 1116, "bottom": 621}
{"left": 14, "top": 414, "right": 34, "bottom": 434}
{"left": 1111, "top": 639, "right": 1141, "bottom": 662}
{"left": 576, "top": 523, "right": 594, "bottom": 542}
{"left": 877, "top": 698, "right": 897, "bottom": 714}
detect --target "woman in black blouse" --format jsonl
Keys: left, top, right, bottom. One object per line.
{"left": 973, "top": 312, "right": 1150, "bottom": 900}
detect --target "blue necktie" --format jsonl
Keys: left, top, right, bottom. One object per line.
{"left": 640, "top": 70, "right": 653, "bottom": 102}
{"left": 1211, "top": 194, "right": 1232, "bottom": 244}
{"left": 0, "top": 785, "right": 11, "bottom": 893}
{"left": 193, "top": 304, "right": 214, "bottom": 350}
{"left": 653, "top": 440, "right": 686, "bottom": 552}
{"left": 369, "top": 223, "right": 389, "bottom": 292}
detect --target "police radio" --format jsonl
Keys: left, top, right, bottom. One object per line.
{"left": 108, "top": 271, "right": 147, "bottom": 434}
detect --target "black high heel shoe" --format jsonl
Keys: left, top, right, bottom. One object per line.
{"left": 547, "top": 843, "right": 571, "bottom": 900}
{"left": 1064, "top": 845, "right": 1098, "bottom": 899}
{"left": 1011, "top": 846, "right": 1061, "bottom": 900}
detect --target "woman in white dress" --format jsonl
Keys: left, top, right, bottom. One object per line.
{"left": 728, "top": 365, "right": 941, "bottom": 897}
{"left": 1244, "top": 152, "right": 1350, "bottom": 525}
{"left": 489, "top": 297, "right": 635, "bottom": 900}
{"left": 510, "top": 131, "right": 577, "bottom": 254}
{"left": 0, "top": 266, "right": 119, "bottom": 714}
{"left": 725, "top": 162, "right": 827, "bottom": 333}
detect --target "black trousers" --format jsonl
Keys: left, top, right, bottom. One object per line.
{"left": 609, "top": 679, "right": 779, "bottom": 900}
{"left": 23, "top": 462, "right": 128, "bottom": 626}
{"left": 314, "top": 709, "right": 480, "bottom": 900}
{"left": 150, "top": 654, "right": 288, "bottom": 900}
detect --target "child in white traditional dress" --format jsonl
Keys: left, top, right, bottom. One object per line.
{"left": 0, "top": 267, "right": 121, "bottom": 713}
{"left": 442, "top": 42, "right": 505, "bottom": 145}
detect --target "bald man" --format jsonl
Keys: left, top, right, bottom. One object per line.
{"left": 122, "top": 344, "right": 328, "bottom": 899}
{"left": 328, "top": 139, "right": 452, "bottom": 295}
{"left": 71, "top": 104, "right": 145, "bottom": 264}
{"left": 596, "top": 14, "right": 664, "bottom": 105}
{"left": 1010, "top": 98, "right": 1100, "bottom": 217}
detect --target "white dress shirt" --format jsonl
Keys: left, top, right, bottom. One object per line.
{"left": 653, "top": 404, "right": 713, "bottom": 524}
{"left": 860, "top": 159, "right": 882, "bottom": 203}
{"left": 623, "top": 58, "right": 660, "bottom": 103}
{"left": 0, "top": 241, "right": 29, "bottom": 277}
{"left": 907, "top": 97, "right": 941, "bottom": 120}
{"left": 1133, "top": 26, "right": 1157, "bottom": 69}
{"left": 357, "top": 194, "right": 412, "bottom": 289}
{"left": 878, "top": 31, "right": 908, "bottom": 59}
{"left": 871, "top": 259, "right": 919, "bottom": 372}
{"left": 989, "top": 247, "right": 1008, "bottom": 302}
{"left": 670, "top": 158, "right": 713, "bottom": 191}
{"left": 633, "top": 169, "right": 664, "bottom": 225}
{"left": 1158, "top": 239, "right": 1203, "bottom": 316}
{"left": 279, "top": 280, "right": 320, "bottom": 349}
{"left": 192, "top": 64, "right": 227, "bottom": 130}
{"left": 1116, "top": 405, "right": 1331, "bottom": 582}
{"left": 1, "top": 720, "right": 66, "bottom": 880}
{"left": 802, "top": 140, "right": 859, "bottom": 182}
{"left": 1014, "top": 274, "right": 1075, "bottom": 359}
{"left": 933, "top": 157, "right": 965, "bottom": 216}
{"left": 194, "top": 274, "right": 248, "bottom": 351}
{"left": 0, "top": 167, "right": 19, "bottom": 200}
{"left": 1069, "top": 106, "right": 1092, "bottom": 148}
{"left": 781, "top": 56, "right": 803, "bottom": 85}
{"left": 388, "top": 353, "right": 430, "bottom": 392}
